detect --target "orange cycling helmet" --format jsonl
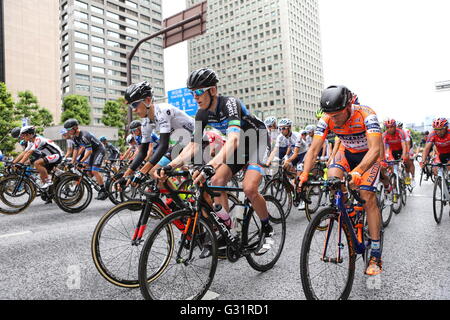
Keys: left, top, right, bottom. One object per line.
{"left": 432, "top": 118, "right": 448, "bottom": 129}
{"left": 384, "top": 119, "right": 396, "bottom": 128}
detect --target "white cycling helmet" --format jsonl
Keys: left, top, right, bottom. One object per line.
{"left": 126, "top": 134, "right": 134, "bottom": 144}
{"left": 305, "top": 125, "right": 316, "bottom": 133}
{"left": 264, "top": 116, "right": 277, "bottom": 127}
{"left": 278, "top": 118, "right": 292, "bottom": 127}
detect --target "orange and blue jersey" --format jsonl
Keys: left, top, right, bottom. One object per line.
{"left": 314, "top": 104, "right": 382, "bottom": 153}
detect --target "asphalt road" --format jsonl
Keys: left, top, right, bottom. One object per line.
{"left": 1, "top": 173, "right": 450, "bottom": 300}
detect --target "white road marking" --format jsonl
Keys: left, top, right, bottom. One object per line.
{"left": 202, "top": 290, "right": 220, "bottom": 300}
{"left": 0, "top": 230, "right": 33, "bottom": 239}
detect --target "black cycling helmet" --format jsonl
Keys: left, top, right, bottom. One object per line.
{"left": 124, "top": 81, "right": 153, "bottom": 104}
{"left": 64, "top": 118, "right": 79, "bottom": 129}
{"left": 129, "top": 120, "right": 142, "bottom": 130}
{"left": 10, "top": 127, "right": 21, "bottom": 139}
{"left": 20, "top": 126, "right": 36, "bottom": 136}
{"left": 187, "top": 68, "right": 219, "bottom": 89}
{"left": 320, "top": 85, "right": 352, "bottom": 113}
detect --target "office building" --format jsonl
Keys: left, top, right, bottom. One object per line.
{"left": 60, "top": 0, "right": 165, "bottom": 125}
{"left": 187, "top": 0, "right": 324, "bottom": 128}
{"left": 1, "top": 0, "right": 61, "bottom": 122}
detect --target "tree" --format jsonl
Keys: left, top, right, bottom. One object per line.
{"left": 0, "top": 83, "right": 21, "bottom": 155}
{"left": 101, "top": 98, "right": 128, "bottom": 150}
{"left": 60, "top": 95, "right": 91, "bottom": 125}
{"left": 14, "top": 91, "right": 54, "bottom": 134}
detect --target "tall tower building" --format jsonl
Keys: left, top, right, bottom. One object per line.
{"left": 187, "top": 0, "right": 324, "bottom": 128}
{"left": 1, "top": 0, "right": 61, "bottom": 122}
{"left": 60, "top": 0, "right": 165, "bottom": 125}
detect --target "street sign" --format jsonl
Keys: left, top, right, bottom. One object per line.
{"left": 22, "top": 117, "right": 29, "bottom": 127}
{"left": 163, "top": 1, "right": 207, "bottom": 49}
{"left": 168, "top": 88, "right": 198, "bottom": 117}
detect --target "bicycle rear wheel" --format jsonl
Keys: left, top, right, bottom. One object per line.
{"left": 300, "top": 207, "right": 356, "bottom": 300}
{"left": 244, "top": 195, "right": 286, "bottom": 272}
{"left": 54, "top": 175, "right": 92, "bottom": 213}
{"left": 391, "top": 174, "right": 402, "bottom": 214}
{"left": 91, "top": 200, "right": 166, "bottom": 288}
{"left": 138, "top": 210, "right": 218, "bottom": 300}
{"left": 433, "top": 177, "right": 444, "bottom": 224}
{"left": 0, "top": 175, "right": 35, "bottom": 214}
{"left": 263, "top": 178, "right": 292, "bottom": 218}
{"left": 376, "top": 183, "right": 393, "bottom": 228}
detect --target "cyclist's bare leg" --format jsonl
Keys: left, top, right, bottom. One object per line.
{"left": 34, "top": 159, "right": 49, "bottom": 181}
{"left": 242, "top": 169, "right": 269, "bottom": 220}
{"left": 92, "top": 170, "right": 104, "bottom": 185}
{"left": 209, "top": 164, "right": 233, "bottom": 212}
{"left": 360, "top": 190, "right": 381, "bottom": 241}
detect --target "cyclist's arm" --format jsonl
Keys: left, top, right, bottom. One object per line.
{"left": 287, "top": 146, "right": 299, "bottom": 163}
{"left": 169, "top": 141, "right": 199, "bottom": 169}
{"left": 422, "top": 142, "right": 433, "bottom": 163}
{"left": 140, "top": 133, "right": 170, "bottom": 174}
{"left": 302, "top": 136, "right": 327, "bottom": 175}
{"left": 18, "top": 149, "right": 34, "bottom": 164}
{"left": 266, "top": 147, "right": 279, "bottom": 165}
{"left": 208, "top": 130, "right": 240, "bottom": 170}
{"left": 126, "top": 142, "right": 150, "bottom": 176}
{"left": 80, "top": 149, "right": 92, "bottom": 163}
{"left": 401, "top": 141, "right": 408, "bottom": 160}
{"left": 144, "top": 143, "right": 153, "bottom": 161}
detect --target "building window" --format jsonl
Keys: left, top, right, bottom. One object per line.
{"left": 74, "top": 41, "right": 89, "bottom": 50}
{"left": 76, "top": 84, "right": 90, "bottom": 92}
{"left": 75, "top": 73, "right": 90, "bottom": 81}
{"left": 92, "top": 66, "right": 105, "bottom": 74}
{"left": 75, "top": 52, "right": 89, "bottom": 60}
{"left": 74, "top": 0, "right": 88, "bottom": 10}
{"left": 75, "top": 63, "right": 89, "bottom": 71}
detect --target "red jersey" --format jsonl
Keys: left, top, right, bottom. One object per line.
{"left": 383, "top": 128, "right": 406, "bottom": 152}
{"left": 427, "top": 129, "right": 450, "bottom": 154}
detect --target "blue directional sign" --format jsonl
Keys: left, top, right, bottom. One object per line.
{"left": 168, "top": 87, "right": 199, "bottom": 117}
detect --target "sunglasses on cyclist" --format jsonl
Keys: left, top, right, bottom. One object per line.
{"left": 190, "top": 87, "right": 213, "bottom": 97}
{"left": 280, "top": 127, "right": 289, "bottom": 131}
{"left": 130, "top": 127, "right": 140, "bottom": 132}
{"left": 130, "top": 99, "right": 144, "bottom": 110}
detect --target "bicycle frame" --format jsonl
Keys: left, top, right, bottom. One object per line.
{"left": 325, "top": 189, "right": 367, "bottom": 258}
{"left": 435, "top": 164, "right": 450, "bottom": 201}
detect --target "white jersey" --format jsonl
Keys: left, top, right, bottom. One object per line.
{"left": 154, "top": 103, "right": 195, "bottom": 147}
{"left": 141, "top": 118, "right": 156, "bottom": 144}
{"left": 275, "top": 131, "right": 304, "bottom": 150}
{"left": 25, "top": 136, "right": 63, "bottom": 157}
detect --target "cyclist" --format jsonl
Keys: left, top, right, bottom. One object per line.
{"left": 305, "top": 125, "right": 316, "bottom": 147}
{"left": 60, "top": 128, "right": 79, "bottom": 161}
{"left": 396, "top": 122, "right": 415, "bottom": 186}
{"left": 99, "top": 136, "right": 120, "bottom": 162}
{"left": 13, "top": 126, "right": 63, "bottom": 189}
{"left": 156, "top": 68, "right": 274, "bottom": 255}
{"left": 382, "top": 119, "right": 408, "bottom": 162}
{"left": 63, "top": 119, "right": 108, "bottom": 200}
{"left": 121, "top": 134, "right": 139, "bottom": 161}
{"left": 298, "top": 85, "right": 384, "bottom": 276}
{"left": 421, "top": 118, "right": 450, "bottom": 175}
{"left": 123, "top": 81, "right": 194, "bottom": 185}
{"left": 264, "top": 116, "right": 279, "bottom": 150}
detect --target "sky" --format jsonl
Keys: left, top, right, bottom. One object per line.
{"left": 162, "top": 0, "right": 450, "bottom": 125}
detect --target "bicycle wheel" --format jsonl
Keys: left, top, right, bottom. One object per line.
{"left": 244, "top": 195, "right": 286, "bottom": 272}
{"left": 376, "top": 183, "right": 393, "bottom": 228}
{"left": 433, "top": 177, "right": 444, "bottom": 224}
{"left": 107, "top": 172, "right": 124, "bottom": 205}
{"left": 391, "top": 174, "right": 402, "bottom": 214}
{"left": 138, "top": 210, "right": 218, "bottom": 300}
{"left": 263, "top": 178, "right": 292, "bottom": 219}
{"left": 0, "top": 175, "right": 36, "bottom": 214}
{"left": 300, "top": 206, "right": 356, "bottom": 300}
{"left": 54, "top": 175, "right": 92, "bottom": 214}
{"left": 400, "top": 180, "right": 408, "bottom": 206}
{"left": 91, "top": 200, "right": 166, "bottom": 288}
{"left": 305, "top": 186, "right": 328, "bottom": 231}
